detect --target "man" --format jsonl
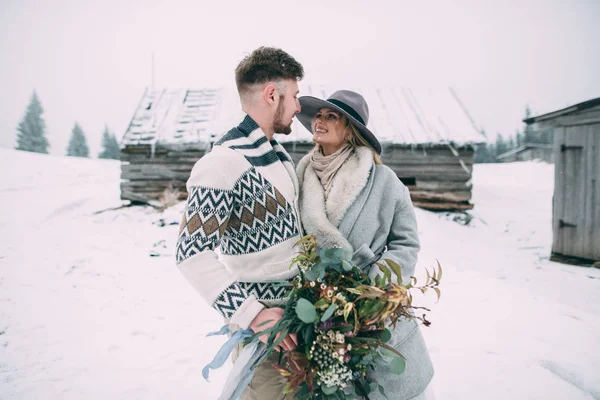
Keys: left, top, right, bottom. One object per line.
{"left": 175, "top": 47, "right": 303, "bottom": 398}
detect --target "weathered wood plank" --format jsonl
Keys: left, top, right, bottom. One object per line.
{"left": 415, "top": 181, "right": 473, "bottom": 191}
{"left": 552, "top": 126, "right": 565, "bottom": 255}
{"left": 583, "top": 124, "right": 600, "bottom": 259}
{"left": 593, "top": 124, "right": 600, "bottom": 259}
{"left": 410, "top": 190, "right": 472, "bottom": 202}
{"left": 121, "top": 173, "right": 191, "bottom": 181}
{"left": 412, "top": 200, "right": 474, "bottom": 211}
{"left": 120, "top": 154, "right": 203, "bottom": 164}
{"left": 550, "top": 252, "right": 599, "bottom": 267}
{"left": 562, "top": 125, "right": 586, "bottom": 258}
{"left": 385, "top": 157, "right": 474, "bottom": 166}
{"left": 120, "top": 181, "right": 187, "bottom": 190}
{"left": 121, "top": 189, "right": 188, "bottom": 203}
{"left": 120, "top": 164, "right": 193, "bottom": 180}
{"left": 401, "top": 173, "right": 472, "bottom": 182}
{"left": 387, "top": 165, "right": 472, "bottom": 176}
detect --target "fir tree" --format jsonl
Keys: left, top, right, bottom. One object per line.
{"left": 474, "top": 129, "right": 497, "bottom": 163}
{"left": 508, "top": 136, "right": 516, "bottom": 150}
{"left": 495, "top": 133, "right": 508, "bottom": 157}
{"left": 516, "top": 130, "right": 524, "bottom": 148}
{"left": 15, "top": 91, "right": 49, "bottom": 154}
{"left": 66, "top": 123, "right": 90, "bottom": 158}
{"left": 523, "top": 105, "right": 534, "bottom": 143}
{"left": 98, "top": 126, "right": 120, "bottom": 160}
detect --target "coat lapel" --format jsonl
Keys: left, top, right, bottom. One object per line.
{"left": 325, "top": 147, "right": 374, "bottom": 227}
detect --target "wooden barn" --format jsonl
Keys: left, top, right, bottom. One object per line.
{"left": 496, "top": 143, "right": 554, "bottom": 163}
{"left": 120, "top": 86, "right": 485, "bottom": 211}
{"left": 120, "top": 88, "right": 241, "bottom": 203}
{"left": 524, "top": 97, "right": 600, "bottom": 265}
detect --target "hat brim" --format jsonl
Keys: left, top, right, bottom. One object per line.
{"left": 296, "top": 96, "right": 382, "bottom": 155}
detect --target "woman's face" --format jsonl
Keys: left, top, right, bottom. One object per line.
{"left": 312, "top": 108, "right": 348, "bottom": 156}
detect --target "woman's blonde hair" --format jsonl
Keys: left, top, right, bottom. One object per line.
{"left": 313, "top": 112, "right": 382, "bottom": 165}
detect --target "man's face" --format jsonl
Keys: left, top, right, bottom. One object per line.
{"left": 273, "top": 80, "right": 301, "bottom": 135}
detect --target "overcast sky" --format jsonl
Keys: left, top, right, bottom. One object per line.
{"left": 1, "top": 0, "right": 599, "bottom": 156}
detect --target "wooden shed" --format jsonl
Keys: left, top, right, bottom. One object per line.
{"left": 120, "top": 86, "right": 485, "bottom": 211}
{"left": 496, "top": 143, "right": 554, "bottom": 163}
{"left": 120, "top": 88, "right": 241, "bottom": 203}
{"left": 524, "top": 97, "right": 600, "bottom": 265}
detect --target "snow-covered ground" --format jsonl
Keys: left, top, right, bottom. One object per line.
{"left": 0, "top": 148, "right": 598, "bottom": 400}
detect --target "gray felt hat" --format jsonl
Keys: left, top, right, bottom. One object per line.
{"left": 296, "top": 90, "right": 381, "bottom": 155}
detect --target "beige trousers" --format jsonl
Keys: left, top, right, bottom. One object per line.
{"left": 233, "top": 344, "right": 291, "bottom": 400}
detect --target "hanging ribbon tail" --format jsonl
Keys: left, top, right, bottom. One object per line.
{"left": 202, "top": 327, "right": 254, "bottom": 381}
{"left": 206, "top": 325, "right": 231, "bottom": 337}
{"left": 218, "top": 340, "right": 270, "bottom": 400}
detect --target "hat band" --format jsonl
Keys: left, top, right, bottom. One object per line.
{"left": 328, "top": 99, "right": 366, "bottom": 125}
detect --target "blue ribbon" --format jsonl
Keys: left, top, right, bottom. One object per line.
{"left": 202, "top": 325, "right": 255, "bottom": 381}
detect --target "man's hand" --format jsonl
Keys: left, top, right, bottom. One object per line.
{"left": 249, "top": 307, "right": 297, "bottom": 352}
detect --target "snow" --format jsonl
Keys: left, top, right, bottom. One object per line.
{"left": 1, "top": 149, "right": 599, "bottom": 399}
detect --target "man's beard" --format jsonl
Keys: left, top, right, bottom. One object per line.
{"left": 273, "top": 97, "right": 292, "bottom": 135}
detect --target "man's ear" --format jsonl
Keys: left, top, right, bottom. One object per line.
{"left": 263, "top": 84, "right": 277, "bottom": 105}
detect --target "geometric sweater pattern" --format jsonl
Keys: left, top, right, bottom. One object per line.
{"left": 176, "top": 115, "right": 300, "bottom": 320}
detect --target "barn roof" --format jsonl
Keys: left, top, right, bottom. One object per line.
{"left": 122, "top": 85, "right": 485, "bottom": 147}
{"left": 524, "top": 97, "right": 600, "bottom": 124}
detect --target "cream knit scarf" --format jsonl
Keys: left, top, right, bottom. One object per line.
{"left": 309, "top": 144, "right": 354, "bottom": 199}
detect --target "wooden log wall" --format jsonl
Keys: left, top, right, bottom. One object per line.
{"left": 120, "top": 142, "right": 475, "bottom": 212}
{"left": 120, "top": 144, "right": 207, "bottom": 203}
{"left": 383, "top": 144, "right": 474, "bottom": 211}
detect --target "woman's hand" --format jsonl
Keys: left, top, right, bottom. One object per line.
{"left": 249, "top": 307, "right": 298, "bottom": 352}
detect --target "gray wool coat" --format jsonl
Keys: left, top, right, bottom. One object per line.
{"left": 297, "top": 146, "right": 434, "bottom": 400}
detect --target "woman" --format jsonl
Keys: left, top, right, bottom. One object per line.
{"left": 295, "top": 90, "right": 435, "bottom": 400}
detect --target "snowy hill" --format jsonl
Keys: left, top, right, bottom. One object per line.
{"left": 1, "top": 148, "right": 599, "bottom": 400}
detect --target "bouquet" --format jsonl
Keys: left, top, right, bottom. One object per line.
{"left": 254, "top": 235, "right": 442, "bottom": 399}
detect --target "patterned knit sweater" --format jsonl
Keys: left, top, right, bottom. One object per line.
{"left": 176, "top": 115, "right": 302, "bottom": 329}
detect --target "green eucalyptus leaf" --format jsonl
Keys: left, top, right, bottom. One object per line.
{"left": 295, "top": 298, "right": 317, "bottom": 323}
{"left": 369, "top": 382, "right": 379, "bottom": 393}
{"left": 304, "top": 268, "right": 318, "bottom": 281}
{"left": 341, "top": 260, "right": 354, "bottom": 272}
{"left": 378, "top": 384, "right": 389, "bottom": 399}
{"left": 380, "top": 328, "right": 392, "bottom": 343}
{"left": 321, "top": 383, "right": 338, "bottom": 395}
{"left": 321, "top": 303, "right": 338, "bottom": 322}
{"left": 391, "top": 357, "right": 406, "bottom": 374}
{"left": 379, "top": 347, "right": 398, "bottom": 358}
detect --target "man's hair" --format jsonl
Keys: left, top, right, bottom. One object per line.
{"left": 235, "top": 47, "right": 304, "bottom": 99}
